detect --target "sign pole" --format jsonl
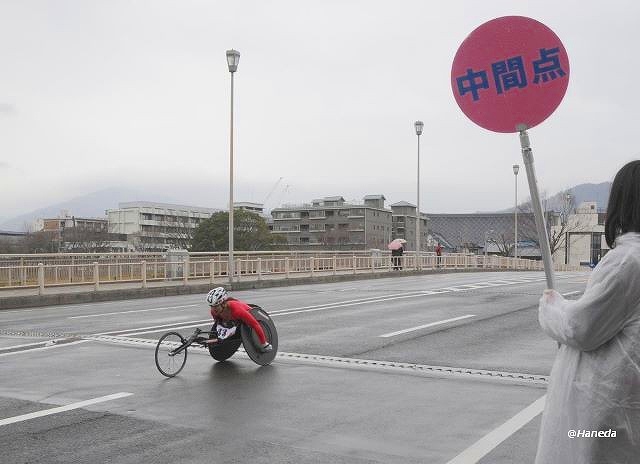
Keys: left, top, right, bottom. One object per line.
{"left": 518, "top": 126, "right": 555, "bottom": 289}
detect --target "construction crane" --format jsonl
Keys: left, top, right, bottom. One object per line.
{"left": 264, "top": 177, "right": 284, "bottom": 204}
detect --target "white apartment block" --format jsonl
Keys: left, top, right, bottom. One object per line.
{"left": 552, "top": 202, "right": 608, "bottom": 267}
{"left": 107, "top": 202, "right": 219, "bottom": 251}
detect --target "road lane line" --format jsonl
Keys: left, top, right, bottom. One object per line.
{"left": 0, "top": 340, "right": 88, "bottom": 357}
{"left": 95, "top": 319, "right": 212, "bottom": 336}
{"left": 445, "top": 395, "right": 546, "bottom": 464}
{"left": 0, "top": 392, "right": 133, "bottom": 427}
{"left": 0, "top": 340, "right": 53, "bottom": 351}
{"left": 96, "top": 293, "right": 446, "bottom": 336}
{"left": 273, "top": 293, "right": 445, "bottom": 317}
{"left": 87, "top": 335, "right": 551, "bottom": 385}
{"left": 68, "top": 304, "right": 198, "bottom": 319}
{"left": 379, "top": 315, "right": 476, "bottom": 338}
{"left": 269, "top": 291, "right": 428, "bottom": 314}
{"left": 124, "top": 322, "right": 212, "bottom": 336}
{"left": 91, "top": 276, "right": 571, "bottom": 337}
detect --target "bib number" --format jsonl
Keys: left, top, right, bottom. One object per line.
{"left": 216, "top": 325, "right": 237, "bottom": 340}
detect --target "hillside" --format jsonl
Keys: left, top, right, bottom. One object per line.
{"left": 495, "top": 182, "right": 611, "bottom": 213}
{"left": 0, "top": 188, "right": 175, "bottom": 231}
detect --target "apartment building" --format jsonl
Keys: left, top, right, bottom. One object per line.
{"left": 235, "top": 202, "right": 265, "bottom": 215}
{"left": 270, "top": 195, "right": 393, "bottom": 250}
{"left": 37, "top": 213, "right": 108, "bottom": 241}
{"left": 389, "top": 201, "right": 429, "bottom": 252}
{"left": 552, "top": 201, "right": 608, "bottom": 266}
{"left": 107, "top": 202, "right": 219, "bottom": 251}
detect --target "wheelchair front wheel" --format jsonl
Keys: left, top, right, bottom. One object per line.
{"left": 155, "top": 332, "right": 188, "bottom": 377}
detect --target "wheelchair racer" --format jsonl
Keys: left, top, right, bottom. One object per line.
{"left": 206, "top": 287, "right": 272, "bottom": 352}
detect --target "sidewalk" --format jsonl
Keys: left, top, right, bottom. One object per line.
{"left": 0, "top": 267, "right": 504, "bottom": 310}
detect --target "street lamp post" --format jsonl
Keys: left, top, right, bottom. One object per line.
{"left": 564, "top": 192, "right": 573, "bottom": 265}
{"left": 414, "top": 121, "right": 424, "bottom": 270}
{"left": 513, "top": 164, "right": 519, "bottom": 260}
{"left": 226, "top": 49, "right": 240, "bottom": 284}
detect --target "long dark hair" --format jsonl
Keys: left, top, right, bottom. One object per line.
{"left": 605, "top": 160, "right": 640, "bottom": 248}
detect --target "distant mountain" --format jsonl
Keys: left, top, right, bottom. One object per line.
{"left": 0, "top": 187, "right": 176, "bottom": 232}
{"left": 494, "top": 182, "right": 611, "bottom": 214}
{"left": 566, "top": 182, "right": 611, "bottom": 210}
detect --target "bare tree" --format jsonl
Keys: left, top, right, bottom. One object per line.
{"left": 23, "top": 230, "right": 59, "bottom": 253}
{"left": 162, "top": 215, "right": 196, "bottom": 250}
{"left": 319, "top": 226, "right": 351, "bottom": 249}
{"left": 61, "top": 227, "right": 112, "bottom": 252}
{"left": 130, "top": 233, "right": 157, "bottom": 252}
{"left": 518, "top": 190, "right": 586, "bottom": 257}
{"left": 488, "top": 232, "right": 515, "bottom": 257}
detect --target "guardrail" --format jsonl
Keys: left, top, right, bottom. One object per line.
{"left": 0, "top": 252, "right": 585, "bottom": 295}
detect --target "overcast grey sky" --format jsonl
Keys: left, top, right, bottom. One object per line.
{"left": 0, "top": 1, "right": 636, "bottom": 219}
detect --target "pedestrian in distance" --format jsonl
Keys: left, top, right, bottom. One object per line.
{"left": 391, "top": 245, "right": 404, "bottom": 270}
{"left": 388, "top": 238, "right": 406, "bottom": 270}
{"left": 535, "top": 160, "right": 640, "bottom": 463}
{"left": 435, "top": 242, "right": 443, "bottom": 268}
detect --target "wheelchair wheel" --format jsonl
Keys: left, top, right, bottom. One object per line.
{"left": 208, "top": 325, "right": 242, "bottom": 361}
{"left": 155, "top": 332, "right": 187, "bottom": 378}
{"left": 241, "top": 306, "right": 278, "bottom": 366}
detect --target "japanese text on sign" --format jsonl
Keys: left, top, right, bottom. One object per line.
{"left": 456, "top": 47, "right": 566, "bottom": 102}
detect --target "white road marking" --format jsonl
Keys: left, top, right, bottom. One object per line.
{"left": 562, "top": 291, "right": 581, "bottom": 296}
{"left": 86, "top": 276, "right": 565, "bottom": 337}
{"left": 97, "top": 292, "right": 449, "bottom": 336}
{"left": 124, "top": 322, "right": 213, "bottom": 336}
{"left": 273, "top": 293, "right": 441, "bottom": 317}
{"left": 66, "top": 274, "right": 582, "bottom": 339}
{"left": 0, "top": 340, "right": 54, "bottom": 351}
{"left": 445, "top": 395, "right": 546, "bottom": 464}
{"left": 0, "top": 340, "right": 88, "bottom": 357}
{"left": 95, "top": 319, "right": 212, "bottom": 336}
{"left": 439, "top": 287, "right": 468, "bottom": 292}
{"left": 88, "top": 335, "right": 549, "bottom": 385}
{"left": 379, "top": 315, "right": 476, "bottom": 338}
{"left": 68, "top": 304, "right": 198, "bottom": 319}
{"left": 269, "top": 292, "right": 428, "bottom": 314}
{"left": 0, "top": 392, "right": 134, "bottom": 427}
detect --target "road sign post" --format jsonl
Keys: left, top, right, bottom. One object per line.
{"left": 519, "top": 127, "right": 556, "bottom": 289}
{"left": 451, "top": 16, "right": 569, "bottom": 289}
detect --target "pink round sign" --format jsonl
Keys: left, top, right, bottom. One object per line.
{"left": 451, "top": 16, "right": 570, "bottom": 133}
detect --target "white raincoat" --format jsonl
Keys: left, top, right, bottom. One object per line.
{"left": 535, "top": 232, "right": 640, "bottom": 463}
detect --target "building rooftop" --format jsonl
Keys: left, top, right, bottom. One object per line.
{"left": 113, "top": 201, "right": 219, "bottom": 214}
{"left": 391, "top": 201, "right": 416, "bottom": 207}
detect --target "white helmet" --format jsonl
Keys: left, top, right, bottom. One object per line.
{"left": 206, "top": 287, "right": 228, "bottom": 306}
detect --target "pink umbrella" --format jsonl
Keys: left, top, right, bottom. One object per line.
{"left": 387, "top": 239, "right": 407, "bottom": 250}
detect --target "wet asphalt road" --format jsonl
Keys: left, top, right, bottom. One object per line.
{"left": 0, "top": 270, "right": 588, "bottom": 463}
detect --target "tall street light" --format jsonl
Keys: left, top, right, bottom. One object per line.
{"left": 564, "top": 192, "right": 572, "bottom": 265}
{"left": 414, "top": 120, "right": 424, "bottom": 270}
{"left": 513, "top": 164, "right": 519, "bottom": 260}
{"left": 226, "top": 49, "right": 240, "bottom": 283}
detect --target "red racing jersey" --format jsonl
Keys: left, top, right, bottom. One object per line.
{"left": 210, "top": 298, "right": 267, "bottom": 345}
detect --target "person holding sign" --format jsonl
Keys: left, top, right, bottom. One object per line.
{"left": 535, "top": 161, "right": 640, "bottom": 463}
